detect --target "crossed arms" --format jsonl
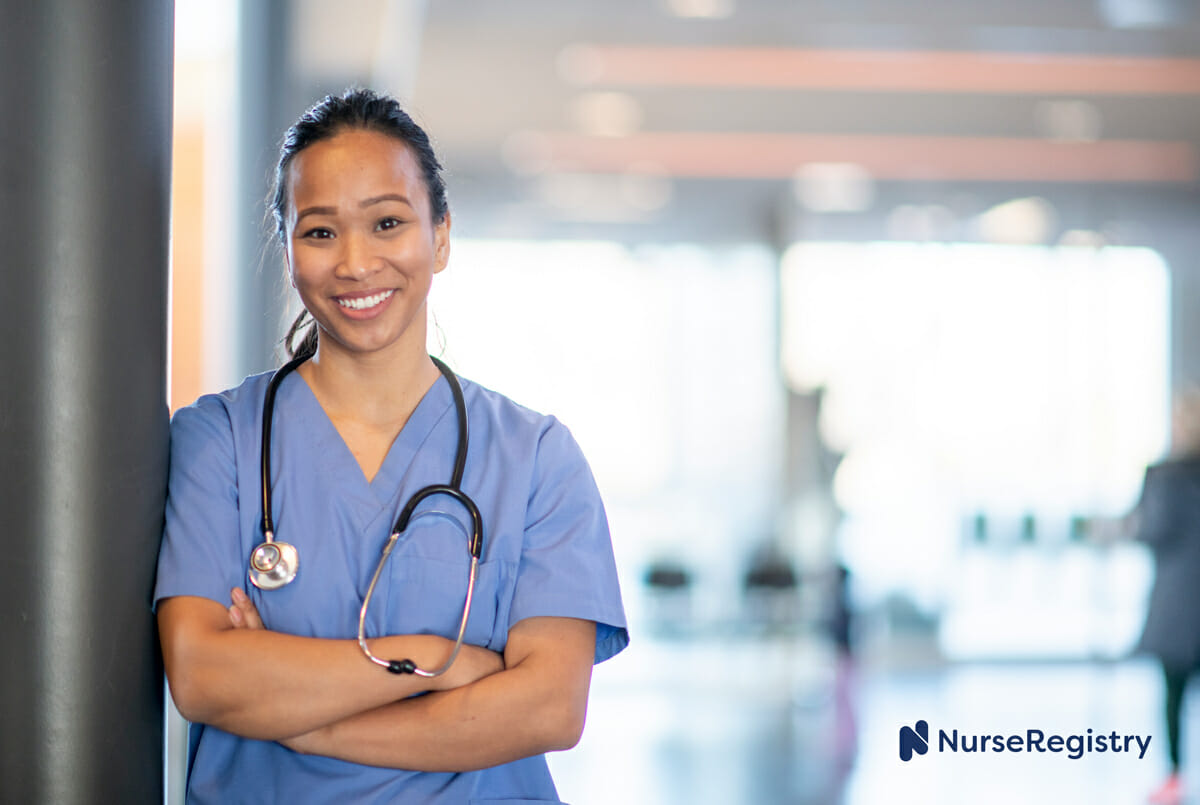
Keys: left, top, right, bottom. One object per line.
{"left": 157, "top": 592, "right": 595, "bottom": 772}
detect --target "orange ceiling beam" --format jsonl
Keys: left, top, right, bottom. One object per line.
{"left": 534, "top": 132, "right": 1197, "bottom": 182}
{"left": 567, "top": 46, "right": 1200, "bottom": 95}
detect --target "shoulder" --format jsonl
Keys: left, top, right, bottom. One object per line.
{"left": 170, "top": 371, "right": 274, "bottom": 449}
{"left": 1147, "top": 458, "right": 1200, "bottom": 485}
{"left": 459, "top": 376, "right": 570, "bottom": 443}
{"left": 1141, "top": 460, "right": 1200, "bottom": 516}
{"left": 460, "top": 376, "right": 550, "bottom": 429}
{"left": 458, "top": 375, "right": 589, "bottom": 470}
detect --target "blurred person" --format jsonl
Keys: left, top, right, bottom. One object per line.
{"left": 827, "top": 563, "right": 858, "bottom": 764}
{"left": 154, "top": 88, "right": 627, "bottom": 804}
{"left": 1136, "top": 390, "right": 1200, "bottom": 804}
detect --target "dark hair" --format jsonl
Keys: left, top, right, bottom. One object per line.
{"left": 274, "top": 88, "right": 448, "bottom": 359}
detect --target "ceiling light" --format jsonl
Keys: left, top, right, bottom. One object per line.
{"left": 976, "top": 197, "right": 1058, "bottom": 245}
{"left": 569, "top": 92, "right": 643, "bottom": 138}
{"left": 663, "top": 0, "right": 735, "bottom": 18}
{"left": 793, "top": 163, "right": 875, "bottom": 213}
{"left": 1097, "top": 0, "right": 1191, "bottom": 28}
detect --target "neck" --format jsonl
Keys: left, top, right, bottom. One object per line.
{"left": 299, "top": 339, "right": 441, "bottom": 429}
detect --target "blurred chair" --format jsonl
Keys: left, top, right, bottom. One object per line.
{"left": 742, "top": 548, "right": 801, "bottom": 633}
{"left": 642, "top": 559, "right": 695, "bottom": 637}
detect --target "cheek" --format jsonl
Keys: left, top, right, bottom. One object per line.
{"left": 288, "top": 251, "right": 326, "bottom": 293}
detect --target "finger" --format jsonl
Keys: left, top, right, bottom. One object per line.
{"left": 228, "top": 604, "right": 245, "bottom": 628}
{"left": 239, "top": 601, "right": 265, "bottom": 630}
{"left": 230, "top": 587, "right": 265, "bottom": 630}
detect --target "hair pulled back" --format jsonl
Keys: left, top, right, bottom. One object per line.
{"left": 274, "top": 88, "right": 448, "bottom": 359}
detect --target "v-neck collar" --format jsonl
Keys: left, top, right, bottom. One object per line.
{"left": 279, "top": 370, "right": 457, "bottom": 516}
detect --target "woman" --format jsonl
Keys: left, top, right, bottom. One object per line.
{"left": 1137, "top": 392, "right": 1200, "bottom": 805}
{"left": 155, "top": 88, "right": 628, "bottom": 804}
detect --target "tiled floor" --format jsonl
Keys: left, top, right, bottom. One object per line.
{"left": 550, "top": 635, "right": 1187, "bottom": 805}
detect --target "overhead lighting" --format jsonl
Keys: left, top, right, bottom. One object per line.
{"left": 556, "top": 45, "right": 1200, "bottom": 95}
{"left": 569, "top": 92, "right": 643, "bottom": 138}
{"left": 1097, "top": 0, "right": 1191, "bottom": 28}
{"left": 663, "top": 0, "right": 735, "bottom": 19}
{"left": 976, "top": 197, "right": 1058, "bottom": 245}
{"left": 792, "top": 163, "right": 875, "bottom": 213}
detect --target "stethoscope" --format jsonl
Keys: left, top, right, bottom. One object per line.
{"left": 248, "top": 353, "right": 483, "bottom": 677}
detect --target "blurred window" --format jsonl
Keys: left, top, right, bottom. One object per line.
{"left": 780, "top": 242, "right": 1168, "bottom": 657}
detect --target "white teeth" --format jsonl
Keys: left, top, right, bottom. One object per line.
{"left": 337, "top": 290, "right": 394, "bottom": 311}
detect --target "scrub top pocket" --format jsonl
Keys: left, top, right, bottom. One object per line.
{"left": 382, "top": 509, "right": 501, "bottom": 648}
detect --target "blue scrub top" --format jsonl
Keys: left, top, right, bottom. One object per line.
{"left": 154, "top": 369, "right": 628, "bottom": 805}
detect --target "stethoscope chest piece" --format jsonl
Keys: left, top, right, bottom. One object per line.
{"left": 248, "top": 538, "right": 299, "bottom": 590}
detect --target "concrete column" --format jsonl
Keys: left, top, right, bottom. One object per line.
{"left": 0, "top": 1, "right": 173, "bottom": 802}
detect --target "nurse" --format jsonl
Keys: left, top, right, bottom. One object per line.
{"left": 155, "top": 88, "right": 628, "bottom": 804}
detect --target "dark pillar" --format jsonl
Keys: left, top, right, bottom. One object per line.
{"left": 0, "top": 2, "right": 173, "bottom": 803}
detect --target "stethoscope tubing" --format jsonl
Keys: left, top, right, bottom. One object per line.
{"left": 254, "top": 353, "right": 483, "bottom": 678}
{"left": 259, "top": 353, "right": 310, "bottom": 544}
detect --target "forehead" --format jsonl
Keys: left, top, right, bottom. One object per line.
{"left": 287, "top": 129, "right": 426, "bottom": 210}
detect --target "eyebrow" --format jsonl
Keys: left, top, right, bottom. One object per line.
{"left": 295, "top": 205, "right": 336, "bottom": 222}
{"left": 295, "top": 194, "right": 413, "bottom": 223}
{"left": 360, "top": 193, "right": 412, "bottom": 208}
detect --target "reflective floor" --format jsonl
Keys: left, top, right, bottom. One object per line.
{"left": 551, "top": 635, "right": 1187, "bottom": 805}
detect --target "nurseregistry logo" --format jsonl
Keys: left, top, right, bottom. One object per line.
{"left": 899, "top": 721, "right": 929, "bottom": 761}
{"left": 898, "top": 720, "right": 1151, "bottom": 763}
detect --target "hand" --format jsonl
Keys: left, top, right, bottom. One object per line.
{"left": 226, "top": 587, "right": 500, "bottom": 684}
{"left": 227, "top": 587, "right": 265, "bottom": 630}
{"left": 278, "top": 644, "right": 504, "bottom": 758}
{"left": 437, "top": 643, "right": 505, "bottom": 691}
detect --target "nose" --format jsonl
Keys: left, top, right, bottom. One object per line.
{"left": 334, "top": 230, "right": 382, "bottom": 280}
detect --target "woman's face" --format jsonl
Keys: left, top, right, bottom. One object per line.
{"left": 284, "top": 128, "right": 450, "bottom": 362}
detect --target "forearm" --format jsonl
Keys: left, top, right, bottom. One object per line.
{"left": 159, "top": 597, "right": 489, "bottom": 741}
{"left": 173, "top": 631, "right": 451, "bottom": 740}
{"left": 291, "top": 662, "right": 585, "bottom": 771}
{"left": 288, "top": 618, "right": 596, "bottom": 771}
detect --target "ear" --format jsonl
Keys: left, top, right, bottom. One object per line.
{"left": 432, "top": 211, "right": 452, "bottom": 275}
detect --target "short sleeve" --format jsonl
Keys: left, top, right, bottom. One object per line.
{"left": 508, "top": 419, "right": 628, "bottom": 664}
{"left": 153, "top": 397, "right": 245, "bottom": 609}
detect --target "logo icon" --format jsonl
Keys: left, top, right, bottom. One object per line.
{"left": 899, "top": 720, "right": 930, "bottom": 761}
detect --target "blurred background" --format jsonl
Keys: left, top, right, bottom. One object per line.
{"left": 171, "top": 1, "right": 1200, "bottom": 802}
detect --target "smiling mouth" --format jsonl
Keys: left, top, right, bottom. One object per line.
{"left": 336, "top": 290, "right": 395, "bottom": 311}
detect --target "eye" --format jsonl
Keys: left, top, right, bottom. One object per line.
{"left": 301, "top": 227, "right": 334, "bottom": 240}
{"left": 377, "top": 216, "right": 403, "bottom": 232}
